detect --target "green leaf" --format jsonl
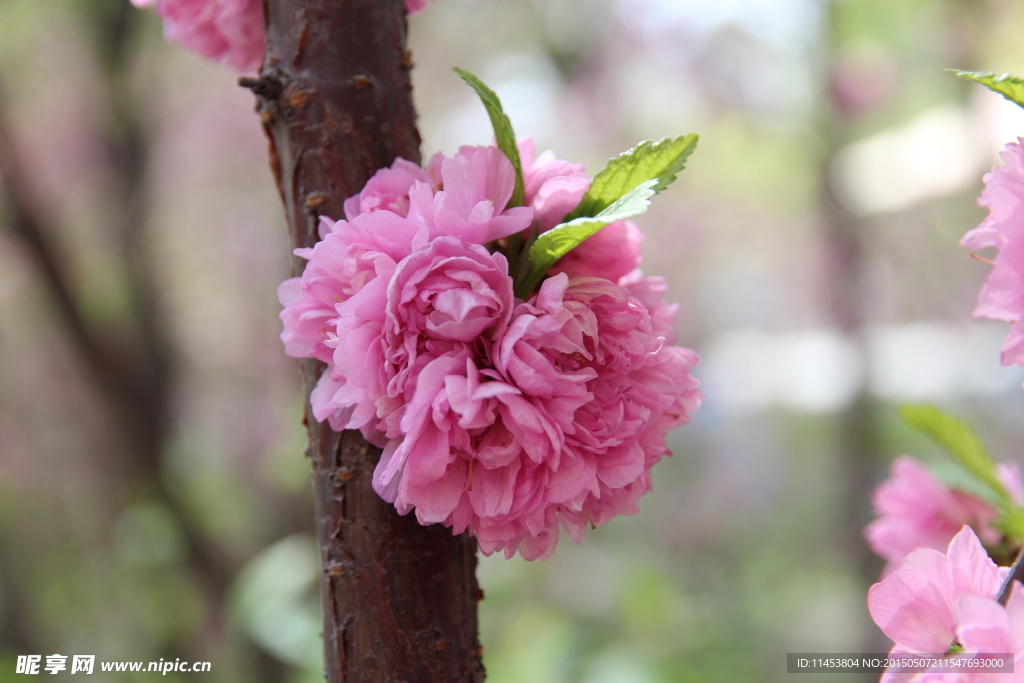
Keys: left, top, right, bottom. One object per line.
{"left": 948, "top": 69, "right": 1024, "bottom": 110}
{"left": 899, "top": 404, "right": 1011, "bottom": 507}
{"left": 995, "top": 507, "right": 1024, "bottom": 542}
{"left": 452, "top": 67, "right": 525, "bottom": 207}
{"left": 566, "top": 134, "right": 698, "bottom": 221}
{"left": 929, "top": 460, "right": 1004, "bottom": 507}
{"left": 519, "top": 179, "right": 657, "bottom": 296}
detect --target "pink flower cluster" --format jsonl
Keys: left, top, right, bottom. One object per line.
{"left": 279, "top": 141, "right": 701, "bottom": 559}
{"left": 132, "top": 0, "right": 431, "bottom": 73}
{"left": 868, "top": 526, "right": 1023, "bottom": 683}
{"left": 130, "top": 0, "right": 263, "bottom": 72}
{"left": 866, "top": 457, "right": 1023, "bottom": 576}
{"left": 962, "top": 139, "right": 1024, "bottom": 368}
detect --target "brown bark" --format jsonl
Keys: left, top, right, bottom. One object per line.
{"left": 249, "top": 1, "right": 484, "bottom": 681}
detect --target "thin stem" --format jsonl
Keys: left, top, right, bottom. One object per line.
{"left": 997, "top": 545, "right": 1024, "bottom": 606}
{"left": 507, "top": 230, "right": 522, "bottom": 277}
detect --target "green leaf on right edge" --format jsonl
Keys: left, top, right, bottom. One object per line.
{"left": 566, "top": 134, "right": 698, "bottom": 221}
{"left": 899, "top": 404, "right": 1011, "bottom": 507}
{"left": 521, "top": 179, "right": 658, "bottom": 296}
{"left": 949, "top": 69, "right": 1024, "bottom": 110}
{"left": 452, "top": 67, "right": 525, "bottom": 207}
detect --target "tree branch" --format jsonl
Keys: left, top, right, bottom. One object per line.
{"left": 253, "top": 1, "right": 485, "bottom": 680}
{"left": 0, "top": 84, "right": 137, "bottom": 410}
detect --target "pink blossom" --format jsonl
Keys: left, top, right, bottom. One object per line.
{"left": 551, "top": 219, "right": 644, "bottom": 284}
{"left": 868, "top": 526, "right": 1007, "bottom": 653}
{"left": 949, "top": 587, "right": 1024, "bottom": 682}
{"left": 136, "top": 0, "right": 431, "bottom": 74}
{"left": 868, "top": 528, "right": 1024, "bottom": 683}
{"left": 279, "top": 146, "right": 531, "bottom": 432}
{"left": 518, "top": 139, "right": 592, "bottom": 232}
{"left": 335, "top": 236, "right": 515, "bottom": 438}
{"left": 405, "top": 0, "right": 432, "bottom": 14}
{"left": 962, "top": 139, "right": 1024, "bottom": 367}
{"left": 279, "top": 141, "right": 702, "bottom": 559}
{"left": 877, "top": 587, "right": 1024, "bottom": 682}
{"left": 371, "top": 273, "right": 700, "bottom": 559}
{"left": 478, "top": 274, "right": 699, "bottom": 557}
{"left": 518, "top": 140, "right": 644, "bottom": 282}
{"left": 343, "top": 158, "right": 433, "bottom": 221}
{"left": 142, "top": 0, "right": 264, "bottom": 73}
{"left": 373, "top": 271, "right": 596, "bottom": 557}
{"left": 408, "top": 146, "right": 534, "bottom": 244}
{"left": 865, "top": 457, "right": 1023, "bottom": 575}
{"left": 554, "top": 277, "right": 700, "bottom": 526}
{"left": 624, "top": 275, "right": 679, "bottom": 340}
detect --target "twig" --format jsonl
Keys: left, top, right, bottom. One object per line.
{"left": 997, "top": 546, "right": 1024, "bottom": 605}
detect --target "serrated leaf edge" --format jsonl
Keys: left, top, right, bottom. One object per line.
{"left": 948, "top": 68, "right": 1024, "bottom": 109}
{"left": 567, "top": 134, "right": 697, "bottom": 221}
{"left": 520, "top": 179, "right": 657, "bottom": 295}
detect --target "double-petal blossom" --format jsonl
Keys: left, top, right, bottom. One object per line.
{"left": 279, "top": 141, "right": 701, "bottom": 559}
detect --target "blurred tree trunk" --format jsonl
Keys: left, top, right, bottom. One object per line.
{"left": 249, "top": 1, "right": 484, "bottom": 680}
{"left": 2, "top": 1, "right": 271, "bottom": 674}
{"left": 818, "top": 0, "right": 992, "bottom": 666}
{"left": 817, "top": 4, "right": 882, "bottom": 669}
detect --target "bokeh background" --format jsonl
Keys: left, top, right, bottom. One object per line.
{"left": 3, "top": 0, "right": 1024, "bottom": 681}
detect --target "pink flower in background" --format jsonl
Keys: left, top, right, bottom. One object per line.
{"left": 865, "top": 457, "right": 1023, "bottom": 575}
{"left": 962, "top": 139, "right": 1024, "bottom": 367}
{"left": 404, "top": 0, "right": 432, "bottom": 14}
{"left": 133, "top": 0, "right": 264, "bottom": 73}
{"left": 279, "top": 139, "right": 701, "bottom": 559}
{"left": 133, "top": 0, "right": 432, "bottom": 73}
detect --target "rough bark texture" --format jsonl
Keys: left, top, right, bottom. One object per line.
{"left": 250, "top": 1, "right": 484, "bottom": 681}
